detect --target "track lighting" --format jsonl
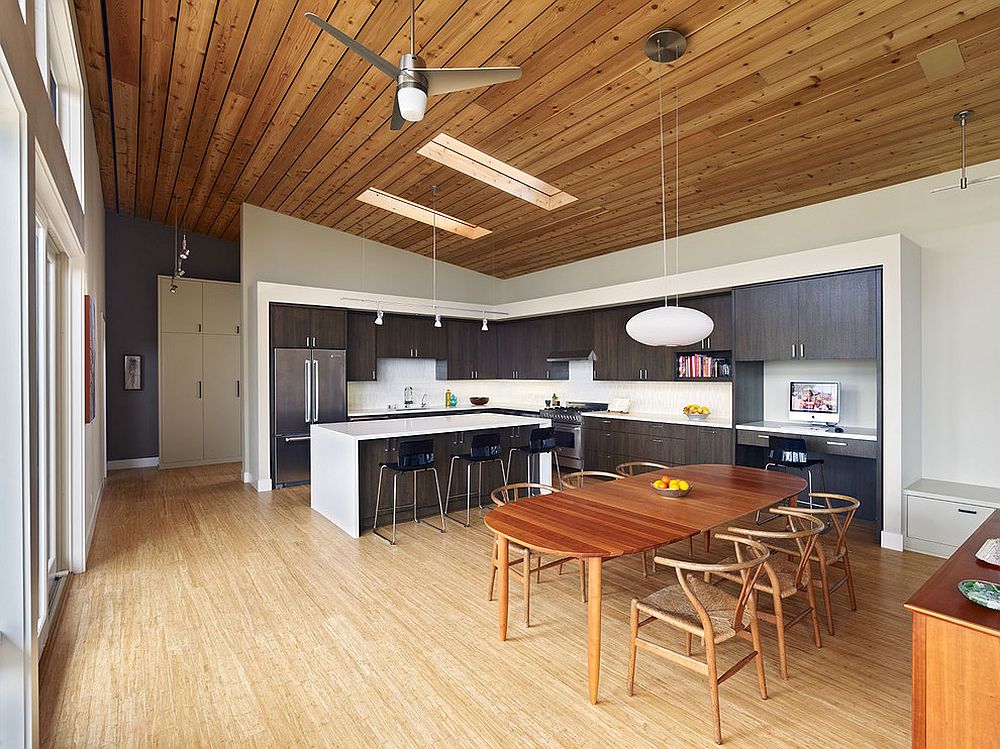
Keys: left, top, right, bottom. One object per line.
{"left": 481, "top": 313, "right": 489, "bottom": 331}
{"left": 177, "top": 268, "right": 186, "bottom": 277}
{"left": 179, "top": 235, "right": 189, "bottom": 260}
{"left": 433, "top": 310, "right": 442, "bottom": 328}
{"left": 374, "top": 305, "right": 384, "bottom": 326}
{"left": 169, "top": 282, "right": 178, "bottom": 293}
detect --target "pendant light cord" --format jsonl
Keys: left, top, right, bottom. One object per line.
{"left": 674, "top": 82, "right": 680, "bottom": 306}
{"left": 657, "top": 66, "right": 668, "bottom": 303}
{"left": 431, "top": 187, "right": 437, "bottom": 308}
{"left": 173, "top": 196, "right": 178, "bottom": 277}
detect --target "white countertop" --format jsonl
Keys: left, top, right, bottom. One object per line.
{"left": 736, "top": 421, "right": 877, "bottom": 442}
{"left": 581, "top": 411, "right": 732, "bottom": 429}
{"left": 348, "top": 402, "right": 541, "bottom": 418}
{"left": 315, "top": 413, "right": 550, "bottom": 441}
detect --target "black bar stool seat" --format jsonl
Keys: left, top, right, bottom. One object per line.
{"left": 758, "top": 436, "right": 827, "bottom": 523}
{"left": 445, "top": 432, "right": 508, "bottom": 527}
{"left": 372, "top": 438, "right": 446, "bottom": 545}
{"left": 507, "top": 427, "right": 562, "bottom": 489}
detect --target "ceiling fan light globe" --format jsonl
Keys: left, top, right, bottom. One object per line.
{"left": 625, "top": 305, "right": 714, "bottom": 347}
{"left": 397, "top": 87, "right": 427, "bottom": 122}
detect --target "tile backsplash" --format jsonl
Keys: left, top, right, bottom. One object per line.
{"left": 348, "top": 358, "right": 732, "bottom": 419}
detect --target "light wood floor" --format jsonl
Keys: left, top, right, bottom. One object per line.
{"left": 41, "top": 463, "right": 940, "bottom": 747}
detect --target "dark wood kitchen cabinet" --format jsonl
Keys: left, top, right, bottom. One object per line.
{"left": 734, "top": 270, "right": 878, "bottom": 361}
{"left": 686, "top": 427, "right": 734, "bottom": 464}
{"left": 377, "top": 314, "right": 447, "bottom": 359}
{"left": 676, "top": 293, "right": 733, "bottom": 352}
{"left": 496, "top": 317, "right": 565, "bottom": 380}
{"left": 592, "top": 303, "right": 671, "bottom": 381}
{"left": 347, "top": 311, "right": 377, "bottom": 381}
{"left": 443, "top": 319, "right": 498, "bottom": 380}
{"left": 270, "top": 304, "right": 346, "bottom": 348}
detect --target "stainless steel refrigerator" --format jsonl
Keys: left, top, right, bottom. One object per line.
{"left": 272, "top": 348, "right": 347, "bottom": 487}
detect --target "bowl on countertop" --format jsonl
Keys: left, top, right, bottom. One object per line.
{"left": 650, "top": 481, "right": 693, "bottom": 499}
{"left": 469, "top": 397, "right": 490, "bottom": 406}
{"left": 684, "top": 413, "right": 710, "bottom": 421}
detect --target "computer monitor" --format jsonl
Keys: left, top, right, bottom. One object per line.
{"left": 789, "top": 381, "right": 840, "bottom": 424}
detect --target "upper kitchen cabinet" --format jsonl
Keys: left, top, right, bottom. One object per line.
{"left": 202, "top": 282, "right": 241, "bottom": 335}
{"left": 734, "top": 270, "right": 879, "bottom": 361}
{"left": 592, "top": 303, "right": 671, "bottom": 381}
{"left": 495, "top": 317, "right": 564, "bottom": 380}
{"left": 377, "top": 314, "right": 447, "bottom": 360}
{"left": 311, "top": 307, "right": 347, "bottom": 349}
{"left": 347, "top": 311, "right": 377, "bottom": 381}
{"left": 444, "top": 319, "right": 497, "bottom": 380}
{"left": 676, "top": 293, "right": 732, "bottom": 352}
{"left": 797, "top": 269, "right": 879, "bottom": 360}
{"left": 269, "top": 304, "right": 345, "bottom": 349}
{"left": 550, "top": 310, "right": 594, "bottom": 352}
{"left": 159, "top": 277, "right": 204, "bottom": 334}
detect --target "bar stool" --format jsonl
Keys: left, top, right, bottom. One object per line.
{"left": 507, "top": 427, "right": 562, "bottom": 489}
{"left": 445, "top": 432, "right": 508, "bottom": 527}
{"left": 372, "top": 438, "right": 446, "bottom": 545}
{"left": 758, "top": 436, "right": 826, "bottom": 523}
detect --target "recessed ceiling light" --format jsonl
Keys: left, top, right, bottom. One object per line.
{"left": 356, "top": 188, "right": 491, "bottom": 240}
{"left": 418, "top": 133, "right": 577, "bottom": 211}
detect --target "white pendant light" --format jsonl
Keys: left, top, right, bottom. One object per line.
{"left": 626, "top": 30, "right": 713, "bottom": 348}
{"left": 397, "top": 85, "right": 427, "bottom": 122}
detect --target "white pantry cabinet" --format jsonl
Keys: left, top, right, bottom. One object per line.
{"left": 158, "top": 277, "right": 242, "bottom": 468}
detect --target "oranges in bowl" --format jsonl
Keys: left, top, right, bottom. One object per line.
{"left": 650, "top": 474, "right": 692, "bottom": 498}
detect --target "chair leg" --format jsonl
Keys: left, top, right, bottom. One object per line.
{"left": 415, "top": 469, "right": 447, "bottom": 533}
{"left": 749, "top": 608, "right": 768, "bottom": 701}
{"left": 685, "top": 632, "right": 693, "bottom": 657}
{"left": 372, "top": 465, "right": 397, "bottom": 545}
{"left": 392, "top": 473, "right": 398, "bottom": 544}
{"left": 704, "top": 529, "right": 712, "bottom": 553}
{"left": 626, "top": 600, "right": 638, "bottom": 696}
{"left": 705, "top": 640, "right": 723, "bottom": 745}
{"left": 805, "top": 576, "right": 823, "bottom": 648}
{"left": 641, "top": 550, "right": 648, "bottom": 578}
{"left": 843, "top": 552, "right": 858, "bottom": 611}
{"left": 552, "top": 451, "right": 562, "bottom": 489}
{"left": 444, "top": 456, "right": 470, "bottom": 528}
{"left": 466, "top": 462, "right": 472, "bottom": 526}
{"left": 817, "top": 559, "right": 836, "bottom": 636}
{"left": 578, "top": 558, "right": 587, "bottom": 603}
{"left": 487, "top": 536, "right": 498, "bottom": 601}
{"left": 523, "top": 548, "right": 532, "bottom": 626}
{"left": 771, "top": 589, "right": 788, "bottom": 680}
{"left": 688, "top": 536, "right": 694, "bottom": 557}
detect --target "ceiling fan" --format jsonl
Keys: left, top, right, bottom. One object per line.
{"left": 305, "top": 3, "right": 522, "bottom": 130}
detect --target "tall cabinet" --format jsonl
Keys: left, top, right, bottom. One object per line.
{"left": 159, "top": 277, "right": 242, "bottom": 468}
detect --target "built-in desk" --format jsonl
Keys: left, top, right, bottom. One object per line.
{"left": 735, "top": 421, "right": 879, "bottom": 522}
{"left": 736, "top": 421, "right": 877, "bottom": 458}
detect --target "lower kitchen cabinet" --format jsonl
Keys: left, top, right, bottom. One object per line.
{"left": 582, "top": 417, "right": 733, "bottom": 473}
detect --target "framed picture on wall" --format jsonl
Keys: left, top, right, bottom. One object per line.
{"left": 124, "top": 354, "right": 142, "bottom": 391}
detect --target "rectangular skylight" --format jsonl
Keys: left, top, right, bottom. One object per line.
{"left": 356, "top": 188, "right": 491, "bottom": 240}
{"left": 418, "top": 133, "right": 577, "bottom": 211}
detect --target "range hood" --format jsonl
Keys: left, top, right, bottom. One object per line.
{"left": 546, "top": 349, "right": 596, "bottom": 362}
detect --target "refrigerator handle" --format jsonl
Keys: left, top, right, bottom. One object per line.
{"left": 313, "top": 359, "right": 319, "bottom": 422}
{"left": 304, "top": 359, "right": 311, "bottom": 423}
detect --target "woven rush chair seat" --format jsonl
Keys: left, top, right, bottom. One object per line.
{"left": 636, "top": 575, "right": 754, "bottom": 644}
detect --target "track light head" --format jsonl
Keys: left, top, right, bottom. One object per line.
{"left": 169, "top": 283, "right": 177, "bottom": 294}
{"left": 374, "top": 307, "right": 384, "bottom": 326}
{"left": 481, "top": 313, "right": 489, "bottom": 331}
{"left": 433, "top": 311, "right": 442, "bottom": 328}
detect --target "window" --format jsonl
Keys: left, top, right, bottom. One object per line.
{"left": 48, "top": 68, "right": 58, "bottom": 119}
{"left": 42, "top": 0, "right": 84, "bottom": 197}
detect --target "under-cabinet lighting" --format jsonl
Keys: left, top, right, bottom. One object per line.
{"left": 418, "top": 133, "right": 577, "bottom": 211}
{"left": 356, "top": 188, "right": 491, "bottom": 240}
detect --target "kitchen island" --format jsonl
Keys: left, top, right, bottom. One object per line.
{"left": 311, "top": 413, "right": 551, "bottom": 537}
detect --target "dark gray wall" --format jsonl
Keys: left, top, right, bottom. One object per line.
{"left": 105, "top": 212, "right": 240, "bottom": 461}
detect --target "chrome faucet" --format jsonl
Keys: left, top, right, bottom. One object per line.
{"left": 404, "top": 386, "right": 414, "bottom": 406}
{"left": 421, "top": 393, "right": 428, "bottom": 408}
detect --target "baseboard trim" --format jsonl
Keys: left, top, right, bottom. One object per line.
{"left": 880, "top": 530, "right": 904, "bottom": 551}
{"left": 256, "top": 478, "right": 273, "bottom": 492}
{"left": 107, "top": 456, "right": 159, "bottom": 470}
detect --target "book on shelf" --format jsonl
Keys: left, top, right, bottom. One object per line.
{"left": 676, "top": 354, "right": 731, "bottom": 379}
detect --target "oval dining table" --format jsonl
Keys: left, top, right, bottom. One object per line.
{"left": 484, "top": 463, "right": 808, "bottom": 704}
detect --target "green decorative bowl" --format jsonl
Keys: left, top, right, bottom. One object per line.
{"left": 957, "top": 579, "right": 1000, "bottom": 611}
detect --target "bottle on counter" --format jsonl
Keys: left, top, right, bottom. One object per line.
{"left": 450, "top": 392, "right": 458, "bottom": 407}
{"left": 445, "top": 388, "right": 452, "bottom": 407}
{"left": 552, "top": 392, "right": 559, "bottom": 406}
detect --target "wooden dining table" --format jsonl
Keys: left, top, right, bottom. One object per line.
{"left": 484, "top": 463, "right": 808, "bottom": 704}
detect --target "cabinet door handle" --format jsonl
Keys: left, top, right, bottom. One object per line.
{"left": 958, "top": 508, "right": 978, "bottom": 515}
{"left": 371, "top": 370, "right": 376, "bottom": 380}
{"left": 800, "top": 343, "right": 804, "bottom": 358}
{"left": 304, "top": 360, "right": 311, "bottom": 422}
{"left": 757, "top": 434, "right": 769, "bottom": 440}
{"left": 236, "top": 380, "right": 240, "bottom": 397}
{"left": 197, "top": 323, "right": 202, "bottom": 332}
{"left": 791, "top": 343, "right": 796, "bottom": 358}
{"left": 236, "top": 324, "right": 240, "bottom": 334}
{"left": 313, "top": 359, "right": 319, "bottom": 422}
{"left": 826, "top": 441, "right": 848, "bottom": 446}
{"left": 198, "top": 381, "right": 202, "bottom": 398}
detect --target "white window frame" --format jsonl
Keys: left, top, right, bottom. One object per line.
{"left": 41, "top": 0, "right": 85, "bottom": 199}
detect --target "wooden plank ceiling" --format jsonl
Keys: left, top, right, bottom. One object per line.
{"left": 76, "top": 0, "right": 1000, "bottom": 278}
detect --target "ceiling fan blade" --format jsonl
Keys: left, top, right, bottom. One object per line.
{"left": 390, "top": 93, "right": 405, "bottom": 131}
{"left": 415, "top": 67, "right": 522, "bottom": 97}
{"left": 305, "top": 12, "right": 401, "bottom": 80}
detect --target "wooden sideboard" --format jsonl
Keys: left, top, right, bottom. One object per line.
{"left": 905, "top": 509, "right": 1000, "bottom": 748}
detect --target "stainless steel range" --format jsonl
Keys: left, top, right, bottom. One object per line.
{"left": 540, "top": 401, "right": 608, "bottom": 471}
